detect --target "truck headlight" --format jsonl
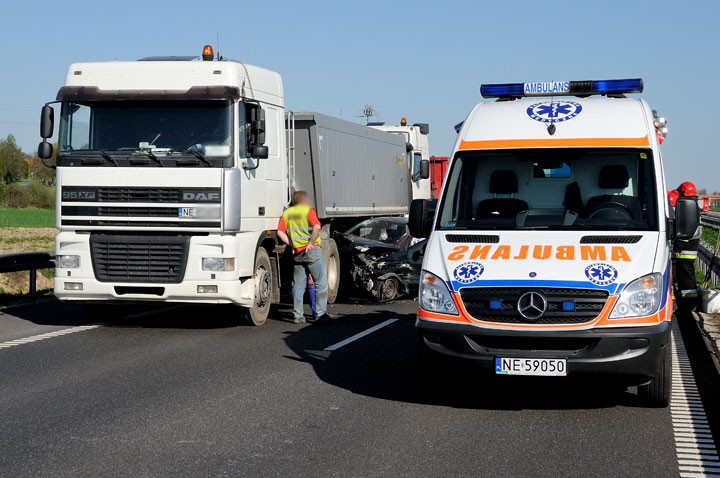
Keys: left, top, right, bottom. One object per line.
{"left": 202, "top": 257, "right": 235, "bottom": 272}
{"left": 609, "top": 273, "right": 663, "bottom": 319}
{"left": 419, "top": 271, "right": 458, "bottom": 315}
{"left": 58, "top": 255, "right": 80, "bottom": 269}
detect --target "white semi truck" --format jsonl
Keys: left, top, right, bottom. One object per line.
{"left": 37, "top": 45, "right": 424, "bottom": 325}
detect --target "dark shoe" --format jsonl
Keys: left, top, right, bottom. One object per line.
{"left": 293, "top": 317, "right": 306, "bottom": 324}
{"left": 315, "top": 313, "right": 337, "bottom": 325}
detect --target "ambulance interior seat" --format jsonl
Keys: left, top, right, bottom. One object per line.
{"left": 585, "top": 164, "right": 641, "bottom": 220}
{"left": 476, "top": 170, "right": 528, "bottom": 219}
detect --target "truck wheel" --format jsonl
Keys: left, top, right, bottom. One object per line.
{"left": 324, "top": 238, "right": 340, "bottom": 304}
{"left": 638, "top": 347, "right": 672, "bottom": 407}
{"left": 244, "top": 248, "right": 273, "bottom": 326}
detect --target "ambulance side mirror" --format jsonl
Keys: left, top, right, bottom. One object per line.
{"left": 674, "top": 198, "right": 700, "bottom": 240}
{"left": 409, "top": 199, "right": 436, "bottom": 238}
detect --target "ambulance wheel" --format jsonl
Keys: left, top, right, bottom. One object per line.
{"left": 325, "top": 239, "right": 340, "bottom": 304}
{"left": 638, "top": 347, "right": 672, "bottom": 407}
{"left": 243, "top": 248, "right": 273, "bottom": 326}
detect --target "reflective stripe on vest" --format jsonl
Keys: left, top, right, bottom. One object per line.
{"left": 282, "top": 205, "right": 321, "bottom": 250}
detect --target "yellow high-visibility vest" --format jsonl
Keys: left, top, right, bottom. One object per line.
{"left": 283, "top": 204, "right": 321, "bottom": 250}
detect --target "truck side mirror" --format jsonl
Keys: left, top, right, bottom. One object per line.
{"left": 409, "top": 199, "right": 436, "bottom": 238}
{"left": 419, "top": 159, "right": 430, "bottom": 180}
{"left": 674, "top": 197, "right": 700, "bottom": 240}
{"left": 38, "top": 141, "right": 53, "bottom": 160}
{"left": 40, "top": 105, "right": 54, "bottom": 139}
{"left": 251, "top": 145, "right": 269, "bottom": 159}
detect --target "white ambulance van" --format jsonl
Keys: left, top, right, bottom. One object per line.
{"left": 408, "top": 79, "right": 700, "bottom": 406}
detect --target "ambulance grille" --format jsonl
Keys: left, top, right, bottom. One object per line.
{"left": 459, "top": 287, "right": 609, "bottom": 325}
{"left": 580, "top": 235, "right": 642, "bottom": 244}
{"left": 445, "top": 234, "right": 500, "bottom": 243}
{"left": 90, "top": 234, "right": 189, "bottom": 283}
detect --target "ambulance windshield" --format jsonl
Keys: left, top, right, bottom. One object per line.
{"left": 437, "top": 149, "right": 658, "bottom": 231}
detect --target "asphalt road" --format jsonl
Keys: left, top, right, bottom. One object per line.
{"left": 0, "top": 298, "right": 718, "bottom": 478}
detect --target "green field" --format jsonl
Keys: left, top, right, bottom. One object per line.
{"left": 0, "top": 207, "right": 55, "bottom": 228}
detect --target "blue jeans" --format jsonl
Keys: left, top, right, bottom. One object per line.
{"left": 292, "top": 247, "right": 328, "bottom": 319}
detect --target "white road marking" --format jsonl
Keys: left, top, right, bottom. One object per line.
{"left": 0, "top": 325, "right": 100, "bottom": 350}
{"left": 324, "top": 319, "right": 398, "bottom": 351}
{"left": 672, "top": 321, "right": 720, "bottom": 477}
{"left": 0, "top": 305, "right": 180, "bottom": 351}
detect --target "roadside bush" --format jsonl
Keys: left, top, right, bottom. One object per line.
{"left": 1, "top": 182, "right": 55, "bottom": 209}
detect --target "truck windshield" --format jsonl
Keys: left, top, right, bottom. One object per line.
{"left": 58, "top": 100, "right": 240, "bottom": 167}
{"left": 437, "top": 148, "right": 658, "bottom": 231}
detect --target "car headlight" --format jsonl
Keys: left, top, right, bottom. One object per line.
{"left": 419, "top": 271, "right": 458, "bottom": 315}
{"left": 609, "top": 273, "right": 663, "bottom": 319}
{"left": 58, "top": 255, "right": 80, "bottom": 269}
{"left": 202, "top": 257, "right": 235, "bottom": 272}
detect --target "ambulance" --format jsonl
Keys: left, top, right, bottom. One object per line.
{"left": 408, "top": 78, "right": 700, "bottom": 406}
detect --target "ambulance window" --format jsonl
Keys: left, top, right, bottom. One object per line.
{"left": 533, "top": 161, "right": 571, "bottom": 178}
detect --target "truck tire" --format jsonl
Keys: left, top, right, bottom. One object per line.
{"left": 243, "top": 248, "right": 273, "bottom": 326}
{"left": 324, "top": 238, "right": 340, "bottom": 304}
{"left": 638, "top": 347, "right": 672, "bottom": 407}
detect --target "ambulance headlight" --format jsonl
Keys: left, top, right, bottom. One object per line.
{"left": 419, "top": 271, "right": 458, "bottom": 315}
{"left": 609, "top": 273, "right": 662, "bottom": 319}
{"left": 202, "top": 258, "right": 235, "bottom": 272}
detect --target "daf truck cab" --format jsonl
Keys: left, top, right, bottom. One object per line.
{"left": 369, "top": 120, "right": 432, "bottom": 200}
{"left": 409, "top": 78, "right": 699, "bottom": 406}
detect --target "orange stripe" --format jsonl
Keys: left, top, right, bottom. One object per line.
{"left": 459, "top": 136, "right": 649, "bottom": 150}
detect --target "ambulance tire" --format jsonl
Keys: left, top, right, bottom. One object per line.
{"left": 243, "top": 248, "right": 273, "bottom": 326}
{"left": 324, "top": 239, "right": 340, "bottom": 304}
{"left": 638, "top": 347, "right": 672, "bottom": 407}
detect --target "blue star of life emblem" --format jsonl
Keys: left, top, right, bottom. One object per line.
{"left": 453, "top": 262, "right": 485, "bottom": 285}
{"left": 584, "top": 263, "right": 618, "bottom": 286}
{"left": 527, "top": 101, "right": 583, "bottom": 123}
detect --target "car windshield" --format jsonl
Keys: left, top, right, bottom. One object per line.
{"left": 345, "top": 218, "right": 409, "bottom": 245}
{"left": 437, "top": 148, "right": 658, "bottom": 231}
{"left": 57, "top": 100, "right": 240, "bottom": 167}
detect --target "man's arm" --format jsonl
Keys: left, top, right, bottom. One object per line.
{"left": 277, "top": 216, "right": 291, "bottom": 247}
{"left": 306, "top": 209, "right": 322, "bottom": 250}
{"left": 307, "top": 224, "right": 321, "bottom": 250}
{"left": 277, "top": 230, "right": 291, "bottom": 247}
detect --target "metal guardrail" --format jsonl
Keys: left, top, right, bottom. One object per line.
{"left": 0, "top": 251, "right": 55, "bottom": 295}
{"left": 699, "top": 213, "right": 720, "bottom": 288}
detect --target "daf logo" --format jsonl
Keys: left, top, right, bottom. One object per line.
{"left": 183, "top": 192, "right": 220, "bottom": 202}
{"left": 517, "top": 291, "right": 548, "bottom": 322}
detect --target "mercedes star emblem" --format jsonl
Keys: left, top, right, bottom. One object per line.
{"left": 517, "top": 291, "right": 548, "bottom": 321}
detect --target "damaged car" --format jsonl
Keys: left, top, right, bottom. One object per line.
{"left": 334, "top": 217, "right": 426, "bottom": 302}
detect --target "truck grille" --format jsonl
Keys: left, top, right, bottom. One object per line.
{"left": 459, "top": 287, "right": 609, "bottom": 325}
{"left": 90, "top": 235, "right": 189, "bottom": 283}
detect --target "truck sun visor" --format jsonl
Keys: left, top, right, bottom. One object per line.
{"left": 56, "top": 85, "right": 241, "bottom": 102}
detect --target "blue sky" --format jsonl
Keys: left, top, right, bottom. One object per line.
{"left": 1, "top": 0, "right": 718, "bottom": 191}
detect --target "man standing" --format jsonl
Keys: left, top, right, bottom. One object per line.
{"left": 277, "top": 191, "right": 333, "bottom": 324}
{"left": 672, "top": 181, "right": 702, "bottom": 310}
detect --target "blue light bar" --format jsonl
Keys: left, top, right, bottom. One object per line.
{"left": 480, "top": 78, "right": 644, "bottom": 98}
{"left": 562, "top": 300, "right": 575, "bottom": 312}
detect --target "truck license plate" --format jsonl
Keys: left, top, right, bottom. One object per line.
{"left": 178, "top": 207, "right": 196, "bottom": 218}
{"left": 495, "top": 358, "right": 567, "bottom": 376}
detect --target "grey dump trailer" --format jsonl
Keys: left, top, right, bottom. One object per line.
{"left": 283, "top": 112, "right": 412, "bottom": 302}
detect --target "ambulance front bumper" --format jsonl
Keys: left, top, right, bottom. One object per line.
{"left": 416, "top": 319, "right": 671, "bottom": 382}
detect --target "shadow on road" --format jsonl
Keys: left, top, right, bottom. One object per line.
{"left": 283, "top": 309, "right": 650, "bottom": 412}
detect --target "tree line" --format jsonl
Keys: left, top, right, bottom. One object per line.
{"left": 0, "top": 134, "right": 56, "bottom": 209}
